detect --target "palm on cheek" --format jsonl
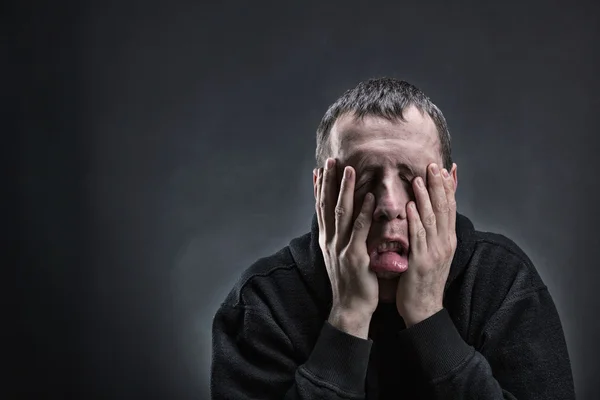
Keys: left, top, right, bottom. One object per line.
{"left": 396, "top": 163, "right": 457, "bottom": 327}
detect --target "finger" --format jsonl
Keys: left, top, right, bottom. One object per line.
{"left": 427, "top": 163, "right": 449, "bottom": 238}
{"left": 320, "top": 158, "right": 337, "bottom": 242}
{"left": 441, "top": 165, "right": 457, "bottom": 237}
{"left": 315, "top": 168, "right": 324, "bottom": 232}
{"left": 413, "top": 175, "right": 436, "bottom": 242}
{"left": 407, "top": 201, "right": 426, "bottom": 253}
{"left": 348, "top": 192, "right": 375, "bottom": 250}
{"left": 334, "top": 166, "right": 356, "bottom": 244}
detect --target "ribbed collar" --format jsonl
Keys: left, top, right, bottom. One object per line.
{"left": 288, "top": 212, "right": 476, "bottom": 318}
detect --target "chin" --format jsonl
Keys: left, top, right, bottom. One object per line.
{"left": 374, "top": 270, "right": 404, "bottom": 280}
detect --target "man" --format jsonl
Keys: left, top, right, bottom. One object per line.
{"left": 210, "top": 78, "right": 575, "bottom": 399}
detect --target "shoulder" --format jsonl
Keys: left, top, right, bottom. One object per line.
{"left": 469, "top": 229, "right": 546, "bottom": 295}
{"left": 475, "top": 230, "right": 532, "bottom": 265}
{"left": 218, "top": 244, "right": 305, "bottom": 310}
{"left": 451, "top": 228, "right": 551, "bottom": 342}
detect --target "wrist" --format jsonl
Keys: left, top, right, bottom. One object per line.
{"left": 401, "top": 305, "right": 444, "bottom": 328}
{"left": 328, "top": 307, "right": 373, "bottom": 339}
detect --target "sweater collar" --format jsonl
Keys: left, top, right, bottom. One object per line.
{"left": 288, "top": 212, "right": 476, "bottom": 317}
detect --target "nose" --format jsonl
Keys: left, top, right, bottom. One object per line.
{"left": 372, "top": 179, "right": 410, "bottom": 222}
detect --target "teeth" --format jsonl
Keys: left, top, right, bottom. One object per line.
{"left": 378, "top": 241, "right": 402, "bottom": 253}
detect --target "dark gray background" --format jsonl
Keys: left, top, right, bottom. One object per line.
{"left": 8, "top": 0, "right": 600, "bottom": 399}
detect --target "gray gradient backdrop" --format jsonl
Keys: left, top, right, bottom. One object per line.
{"left": 9, "top": 0, "right": 600, "bottom": 399}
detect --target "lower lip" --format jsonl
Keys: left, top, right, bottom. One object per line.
{"left": 369, "top": 251, "right": 409, "bottom": 274}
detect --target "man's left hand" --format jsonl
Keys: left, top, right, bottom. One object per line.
{"left": 396, "top": 162, "right": 457, "bottom": 327}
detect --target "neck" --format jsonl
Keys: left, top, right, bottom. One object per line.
{"left": 378, "top": 278, "right": 399, "bottom": 303}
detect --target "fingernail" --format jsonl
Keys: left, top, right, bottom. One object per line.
{"left": 431, "top": 164, "right": 439, "bottom": 175}
{"left": 343, "top": 167, "right": 351, "bottom": 179}
{"left": 416, "top": 177, "right": 423, "bottom": 188}
{"left": 325, "top": 158, "right": 334, "bottom": 170}
{"left": 441, "top": 168, "right": 449, "bottom": 178}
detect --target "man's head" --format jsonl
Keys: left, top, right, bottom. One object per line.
{"left": 313, "top": 77, "right": 458, "bottom": 282}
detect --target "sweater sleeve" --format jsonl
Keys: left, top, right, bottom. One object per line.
{"left": 210, "top": 303, "right": 373, "bottom": 399}
{"left": 395, "top": 287, "right": 575, "bottom": 399}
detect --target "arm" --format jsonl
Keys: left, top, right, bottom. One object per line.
{"left": 211, "top": 304, "right": 373, "bottom": 399}
{"left": 397, "top": 163, "right": 574, "bottom": 398}
{"left": 211, "top": 161, "right": 380, "bottom": 399}
{"left": 395, "top": 287, "right": 575, "bottom": 399}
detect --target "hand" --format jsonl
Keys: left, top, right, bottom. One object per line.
{"left": 315, "top": 158, "right": 378, "bottom": 339}
{"left": 396, "top": 163, "right": 457, "bottom": 327}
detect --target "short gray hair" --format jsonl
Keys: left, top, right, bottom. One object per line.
{"left": 315, "top": 77, "right": 452, "bottom": 170}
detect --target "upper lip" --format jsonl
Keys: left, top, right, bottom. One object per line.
{"left": 369, "top": 236, "right": 409, "bottom": 254}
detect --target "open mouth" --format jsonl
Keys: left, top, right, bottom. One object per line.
{"left": 369, "top": 240, "right": 410, "bottom": 275}
{"left": 376, "top": 241, "right": 408, "bottom": 257}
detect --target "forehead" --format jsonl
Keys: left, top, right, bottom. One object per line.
{"left": 329, "top": 106, "right": 441, "bottom": 172}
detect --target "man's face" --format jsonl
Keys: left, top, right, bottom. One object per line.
{"left": 314, "top": 105, "right": 458, "bottom": 280}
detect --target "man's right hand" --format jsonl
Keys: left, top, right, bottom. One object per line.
{"left": 315, "top": 158, "right": 378, "bottom": 339}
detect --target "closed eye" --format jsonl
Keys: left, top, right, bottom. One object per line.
{"left": 354, "top": 180, "right": 369, "bottom": 192}
{"left": 356, "top": 176, "right": 411, "bottom": 192}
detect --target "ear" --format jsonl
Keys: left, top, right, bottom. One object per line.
{"left": 450, "top": 163, "right": 458, "bottom": 190}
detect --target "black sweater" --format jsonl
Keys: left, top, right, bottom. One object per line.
{"left": 211, "top": 213, "right": 575, "bottom": 399}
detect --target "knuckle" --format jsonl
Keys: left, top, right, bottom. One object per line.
{"left": 334, "top": 205, "right": 347, "bottom": 218}
{"left": 439, "top": 240, "right": 450, "bottom": 253}
{"left": 450, "top": 236, "right": 457, "bottom": 249}
{"left": 353, "top": 216, "right": 366, "bottom": 231}
{"left": 343, "top": 250, "right": 361, "bottom": 267}
{"left": 417, "top": 227, "right": 427, "bottom": 238}
{"left": 433, "top": 197, "right": 449, "bottom": 213}
{"left": 447, "top": 198, "right": 457, "bottom": 210}
{"left": 339, "top": 248, "right": 353, "bottom": 264}
{"left": 319, "top": 199, "right": 327, "bottom": 210}
{"left": 435, "top": 202, "right": 449, "bottom": 213}
{"left": 423, "top": 213, "right": 436, "bottom": 226}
